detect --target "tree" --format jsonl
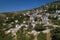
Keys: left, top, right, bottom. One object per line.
{"left": 34, "top": 24, "right": 46, "bottom": 31}
{"left": 51, "top": 27, "right": 60, "bottom": 40}
{"left": 37, "top": 32, "right": 46, "bottom": 40}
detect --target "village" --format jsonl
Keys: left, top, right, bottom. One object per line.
{"left": 0, "top": 1, "right": 60, "bottom": 40}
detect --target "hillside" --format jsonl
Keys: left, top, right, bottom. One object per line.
{"left": 0, "top": 1, "right": 60, "bottom": 40}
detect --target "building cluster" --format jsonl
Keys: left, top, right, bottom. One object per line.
{"left": 1, "top": 3, "right": 60, "bottom": 40}
{"left": 4, "top": 8, "right": 60, "bottom": 37}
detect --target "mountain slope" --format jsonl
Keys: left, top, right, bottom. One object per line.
{"left": 0, "top": 1, "right": 60, "bottom": 40}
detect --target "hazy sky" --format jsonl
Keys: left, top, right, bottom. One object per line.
{"left": 0, "top": 0, "right": 59, "bottom": 12}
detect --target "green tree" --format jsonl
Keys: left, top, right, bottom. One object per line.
{"left": 51, "top": 27, "right": 60, "bottom": 40}
{"left": 37, "top": 32, "right": 46, "bottom": 40}
{"left": 34, "top": 24, "right": 46, "bottom": 31}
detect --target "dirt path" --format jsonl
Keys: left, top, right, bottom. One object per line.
{"left": 13, "top": 34, "right": 17, "bottom": 40}
{"left": 46, "top": 32, "right": 51, "bottom": 40}
{"left": 34, "top": 35, "right": 38, "bottom": 40}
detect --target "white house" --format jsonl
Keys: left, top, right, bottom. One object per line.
{"left": 56, "top": 10, "right": 60, "bottom": 13}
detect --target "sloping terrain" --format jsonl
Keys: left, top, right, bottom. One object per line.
{"left": 0, "top": 1, "right": 60, "bottom": 40}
